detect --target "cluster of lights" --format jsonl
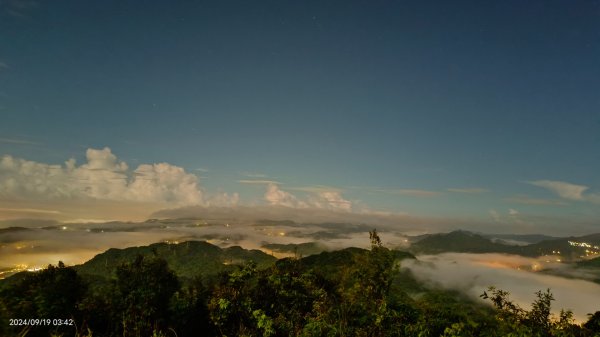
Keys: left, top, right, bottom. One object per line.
{"left": 254, "top": 227, "right": 287, "bottom": 237}
{"left": 568, "top": 241, "right": 599, "bottom": 249}
{"left": 0, "top": 264, "right": 43, "bottom": 279}
{"left": 568, "top": 241, "right": 600, "bottom": 257}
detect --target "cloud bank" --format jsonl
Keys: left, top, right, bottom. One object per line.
{"left": 0, "top": 147, "right": 203, "bottom": 205}
{"left": 264, "top": 183, "right": 353, "bottom": 212}
{"left": 402, "top": 253, "right": 600, "bottom": 322}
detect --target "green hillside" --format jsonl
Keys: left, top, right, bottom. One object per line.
{"left": 74, "top": 240, "right": 277, "bottom": 281}
{"left": 409, "top": 230, "right": 516, "bottom": 254}
{"left": 409, "top": 230, "right": 600, "bottom": 260}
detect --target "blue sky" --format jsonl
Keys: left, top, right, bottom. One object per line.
{"left": 1, "top": 0, "right": 599, "bottom": 234}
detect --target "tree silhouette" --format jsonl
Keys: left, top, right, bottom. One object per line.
{"left": 116, "top": 255, "right": 179, "bottom": 337}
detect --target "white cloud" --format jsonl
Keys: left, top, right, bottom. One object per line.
{"left": 205, "top": 192, "right": 240, "bottom": 207}
{"left": 508, "top": 208, "right": 519, "bottom": 216}
{"left": 529, "top": 180, "right": 600, "bottom": 204}
{"left": 310, "top": 191, "right": 353, "bottom": 212}
{"left": 264, "top": 183, "right": 307, "bottom": 208}
{"left": 263, "top": 183, "right": 352, "bottom": 211}
{"left": 529, "top": 180, "right": 588, "bottom": 200}
{"left": 402, "top": 253, "right": 600, "bottom": 323}
{"left": 0, "top": 147, "right": 203, "bottom": 206}
{"left": 127, "top": 162, "right": 202, "bottom": 204}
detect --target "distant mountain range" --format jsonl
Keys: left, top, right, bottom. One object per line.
{"left": 482, "top": 233, "right": 560, "bottom": 245}
{"left": 408, "top": 230, "right": 600, "bottom": 260}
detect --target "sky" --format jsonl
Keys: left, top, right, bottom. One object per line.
{"left": 1, "top": 0, "right": 600, "bottom": 235}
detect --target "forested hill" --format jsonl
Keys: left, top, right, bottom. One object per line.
{"left": 409, "top": 230, "right": 600, "bottom": 260}
{"left": 74, "top": 240, "right": 415, "bottom": 283}
{"left": 74, "top": 240, "right": 277, "bottom": 280}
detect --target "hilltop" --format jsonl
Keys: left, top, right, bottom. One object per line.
{"left": 408, "top": 230, "right": 600, "bottom": 260}
{"left": 74, "top": 241, "right": 277, "bottom": 281}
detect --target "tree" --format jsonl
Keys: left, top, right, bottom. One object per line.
{"left": 481, "top": 287, "right": 584, "bottom": 337}
{"left": 208, "top": 262, "right": 260, "bottom": 336}
{"left": 333, "top": 229, "right": 402, "bottom": 336}
{"left": 257, "top": 258, "right": 333, "bottom": 336}
{"left": 115, "top": 255, "right": 180, "bottom": 337}
{"left": 583, "top": 311, "right": 600, "bottom": 334}
{"left": 170, "top": 275, "right": 214, "bottom": 337}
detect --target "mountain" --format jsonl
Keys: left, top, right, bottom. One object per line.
{"left": 299, "top": 247, "right": 415, "bottom": 281}
{"left": 0, "top": 226, "right": 32, "bottom": 234}
{"left": 74, "top": 241, "right": 277, "bottom": 281}
{"left": 409, "top": 230, "right": 516, "bottom": 255}
{"left": 408, "top": 230, "right": 600, "bottom": 260}
{"left": 518, "top": 234, "right": 600, "bottom": 259}
{"left": 482, "top": 233, "right": 561, "bottom": 245}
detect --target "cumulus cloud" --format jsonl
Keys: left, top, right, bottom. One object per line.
{"left": 309, "top": 191, "right": 353, "bottom": 211}
{"left": 263, "top": 183, "right": 353, "bottom": 211}
{"left": 128, "top": 162, "right": 202, "bottom": 204}
{"left": 0, "top": 147, "right": 202, "bottom": 205}
{"left": 264, "top": 183, "right": 308, "bottom": 208}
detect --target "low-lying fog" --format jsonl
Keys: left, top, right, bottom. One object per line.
{"left": 0, "top": 219, "right": 403, "bottom": 272}
{"left": 401, "top": 253, "right": 600, "bottom": 322}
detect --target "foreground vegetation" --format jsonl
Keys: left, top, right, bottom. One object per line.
{"left": 1, "top": 231, "right": 599, "bottom": 337}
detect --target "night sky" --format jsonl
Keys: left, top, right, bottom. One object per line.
{"left": 1, "top": 0, "right": 600, "bottom": 234}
